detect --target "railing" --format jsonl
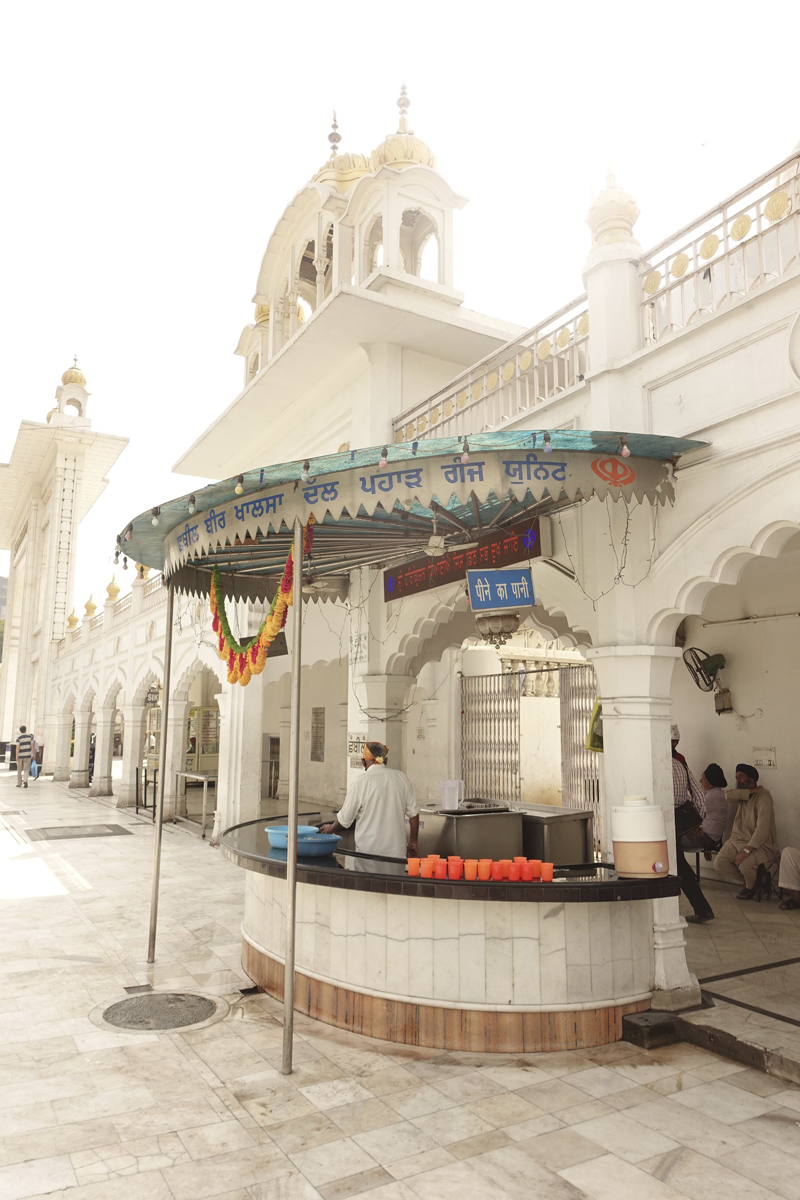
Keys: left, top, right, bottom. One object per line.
{"left": 90, "top": 615, "right": 104, "bottom": 631}
{"left": 114, "top": 594, "right": 132, "bottom": 617}
{"left": 144, "top": 576, "right": 166, "bottom": 609}
{"left": 393, "top": 294, "right": 589, "bottom": 442}
{"left": 640, "top": 150, "right": 800, "bottom": 344}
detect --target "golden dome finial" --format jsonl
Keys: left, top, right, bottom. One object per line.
{"left": 66, "top": 608, "right": 79, "bottom": 631}
{"left": 327, "top": 110, "right": 342, "bottom": 160}
{"left": 106, "top": 575, "right": 120, "bottom": 604}
{"left": 61, "top": 355, "right": 87, "bottom": 387}
{"left": 84, "top": 594, "right": 97, "bottom": 619}
{"left": 369, "top": 85, "right": 436, "bottom": 172}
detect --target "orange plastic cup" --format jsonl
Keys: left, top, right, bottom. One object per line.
{"left": 500, "top": 859, "right": 512, "bottom": 878}
{"left": 427, "top": 854, "right": 440, "bottom": 862}
{"left": 407, "top": 858, "right": 420, "bottom": 877}
{"left": 477, "top": 860, "right": 492, "bottom": 881}
{"left": 464, "top": 859, "right": 478, "bottom": 880}
{"left": 541, "top": 862, "right": 554, "bottom": 882}
{"left": 529, "top": 859, "right": 542, "bottom": 879}
{"left": 435, "top": 860, "right": 448, "bottom": 879}
{"left": 521, "top": 862, "right": 535, "bottom": 881}
{"left": 491, "top": 861, "right": 504, "bottom": 881}
{"left": 448, "top": 860, "right": 463, "bottom": 880}
{"left": 514, "top": 856, "right": 527, "bottom": 864}
{"left": 420, "top": 860, "right": 434, "bottom": 878}
{"left": 508, "top": 862, "right": 521, "bottom": 881}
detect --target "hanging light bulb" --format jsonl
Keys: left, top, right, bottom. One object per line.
{"left": 151, "top": 507, "right": 160, "bottom": 526}
{"left": 114, "top": 550, "right": 119, "bottom": 565}
{"left": 461, "top": 438, "right": 470, "bottom": 465}
{"left": 379, "top": 446, "right": 388, "bottom": 469}
{"left": 301, "top": 460, "right": 310, "bottom": 483}
{"left": 188, "top": 494, "right": 196, "bottom": 514}
{"left": 234, "top": 475, "right": 244, "bottom": 495}
{"left": 543, "top": 432, "right": 552, "bottom": 454}
{"left": 124, "top": 524, "right": 132, "bottom": 542}
{"left": 620, "top": 435, "right": 631, "bottom": 458}
{"left": 122, "top": 556, "right": 128, "bottom": 571}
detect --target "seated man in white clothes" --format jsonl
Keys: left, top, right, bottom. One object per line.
{"left": 779, "top": 847, "right": 800, "bottom": 912}
{"left": 320, "top": 741, "right": 419, "bottom": 867}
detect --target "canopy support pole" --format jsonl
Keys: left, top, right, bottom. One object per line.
{"left": 281, "top": 518, "right": 304, "bottom": 1074}
{"left": 147, "top": 578, "right": 175, "bottom": 964}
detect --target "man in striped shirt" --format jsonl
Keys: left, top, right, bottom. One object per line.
{"left": 15, "top": 726, "right": 33, "bottom": 788}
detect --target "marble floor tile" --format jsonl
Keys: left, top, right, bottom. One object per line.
{"left": 316, "top": 1165, "right": 394, "bottom": 1200}
{"left": 176, "top": 1120, "right": 256, "bottom": 1160}
{"left": 327, "top": 1098, "right": 404, "bottom": 1137}
{"left": 160, "top": 1143, "right": 291, "bottom": 1199}
{"left": 353, "top": 1122, "right": 437, "bottom": 1165}
{"left": 560, "top": 1152, "right": 687, "bottom": 1200}
{"left": 569, "top": 1111, "right": 679, "bottom": 1164}
{"left": 385, "top": 1148, "right": 455, "bottom": 1181}
{"left": 299, "top": 1080, "right": 375, "bottom": 1111}
{"left": 383, "top": 1086, "right": 456, "bottom": 1120}
{"left": 514, "top": 1127, "right": 605, "bottom": 1172}
{"left": 515, "top": 1077, "right": 592, "bottom": 1113}
{"left": 567, "top": 1065, "right": 639, "bottom": 1099}
{"left": 464, "top": 1091, "right": 542, "bottom": 1129}
{"left": 0, "top": 1155, "right": 78, "bottom": 1200}
{"left": 643, "top": 1144, "right": 781, "bottom": 1200}
{"left": 288, "top": 1140, "right": 379, "bottom": 1187}
{"left": 669, "top": 1078, "right": 779, "bottom": 1124}
{"left": 408, "top": 1106, "right": 494, "bottom": 1147}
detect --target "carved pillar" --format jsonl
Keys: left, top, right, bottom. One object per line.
{"left": 117, "top": 704, "right": 146, "bottom": 807}
{"left": 69, "top": 709, "right": 93, "bottom": 788}
{"left": 587, "top": 644, "right": 699, "bottom": 1010}
{"left": 89, "top": 707, "right": 116, "bottom": 797}
{"left": 52, "top": 713, "right": 73, "bottom": 782}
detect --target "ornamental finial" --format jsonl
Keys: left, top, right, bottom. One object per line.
{"left": 397, "top": 83, "right": 411, "bottom": 133}
{"left": 327, "top": 111, "right": 341, "bottom": 159}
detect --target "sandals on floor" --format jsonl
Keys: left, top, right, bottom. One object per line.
{"left": 779, "top": 898, "right": 800, "bottom": 911}
{"left": 737, "top": 887, "right": 757, "bottom": 900}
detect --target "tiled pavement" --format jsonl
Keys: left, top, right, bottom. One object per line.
{"left": 3, "top": 774, "right": 800, "bottom": 1200}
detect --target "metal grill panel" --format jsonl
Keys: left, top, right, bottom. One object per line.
{"left": 559, "top": 665, "right": 603, "bottom": 855}
{"left": 461, "top": 673, "right": 521, "bottom": 804}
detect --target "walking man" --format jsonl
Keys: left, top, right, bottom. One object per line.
{"left": 15, "top": 725, "right": 34, "bottom": 788}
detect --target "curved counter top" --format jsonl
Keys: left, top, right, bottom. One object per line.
{"left": 223, "top": 815, "right": 675, "bottom": 1054}
{"left": 220, "top": 817, "right": 680, "bottom": 904}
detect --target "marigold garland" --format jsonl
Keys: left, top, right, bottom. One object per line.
{"left": 210, "top": 518, "right": 314, "bottom": 686}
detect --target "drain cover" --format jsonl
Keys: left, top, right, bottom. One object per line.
{"left": 103, "top": 992, "right": 216, "bottom": 1030}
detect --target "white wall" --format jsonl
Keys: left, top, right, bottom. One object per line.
{"left": 520, "top": 695, "right": 562, "bottom": 806}
{"left": 670, "top": 547, "right": 800, "bottom": 849}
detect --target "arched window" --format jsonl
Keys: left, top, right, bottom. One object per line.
{"left": 365, "top": 214, "right": 384, "bottom": 275}
{"left": 400, "top": 208, "right": 438, "bottom": 278}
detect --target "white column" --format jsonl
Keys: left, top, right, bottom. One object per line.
{"left": 117, "top": 704, "right": 146, "bottom": 807}
{"left": 41, "top": 712, "right": 59, "bottom": 775}
{"left": 70, "top": 709, "right": 93, "bottom": 788}
{"left": 89, "top": 707, "right": 116, "bottom": 797}
{"left": 52, "top": 713, "right": 73, "bottom": 782}
{"left": 332, "top": 222, "right": 353, "bottom": 288}
{"left": 162, "top": 699, "right": 191, "bottom": 821}
{"left": 212, "top": 678, "right": 264, "bottom": 842}
{"left": 586, "top": 644, "right": 701, "bottom": 1010}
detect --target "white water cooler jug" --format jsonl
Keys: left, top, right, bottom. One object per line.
{"left": 611, "top": 795, "right": 669, "bottom": 878}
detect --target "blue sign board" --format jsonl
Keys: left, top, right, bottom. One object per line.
{"left": 467, "top": 567, "right": 534, "bottom": 611}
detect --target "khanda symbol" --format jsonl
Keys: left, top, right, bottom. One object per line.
{"left": 591, "top": 457, "right": 636, "bottom": 487}
{"left": 523, "top": 527, "right": 537, "bottom": 550}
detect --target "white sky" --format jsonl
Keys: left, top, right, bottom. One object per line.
{"left": 1, "top": 0, "right": 799, "bottom": 610}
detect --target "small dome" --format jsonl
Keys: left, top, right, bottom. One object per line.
{"left": 84, "top": 595, "right": 97, "bottom": 618}
{"left": 370, "top": 85, "right": 436, "bottom": 172}
{"left": 62, "top": 356, "right": 87, "bottom": 387}
{"left": 66, "top": 609, "right": 79, "bottom": 631}
{"left": 586, "top": 171, "right": 640, "bottom": 247}
{"left": 106, "top": 575, "right": 120, "bottom": 603}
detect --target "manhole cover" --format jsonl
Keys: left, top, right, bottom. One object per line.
{"left": 102, "top": 992, "right": 217, "bottom": 1030}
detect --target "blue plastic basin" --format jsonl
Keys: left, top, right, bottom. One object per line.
{"left": 266, "top": 824, "right": 334, "bottom": 852}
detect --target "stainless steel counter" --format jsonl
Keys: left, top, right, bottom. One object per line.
{"left": 418, "top": 807, "right": 523, "bottom": 859}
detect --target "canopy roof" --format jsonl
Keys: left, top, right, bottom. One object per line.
{"left": 121, "top": 431, "right": 705, "bottom": 597}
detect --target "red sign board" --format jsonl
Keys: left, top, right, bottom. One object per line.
{"left": 383, "top": 517, "right": 542, "bottom": 601}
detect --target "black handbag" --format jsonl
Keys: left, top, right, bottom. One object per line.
{"left": 674, "top": 762, "right": 703, "bottom": 837}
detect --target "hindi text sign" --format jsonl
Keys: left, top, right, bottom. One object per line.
{"left": 467, "top": 567, "right": 534, "bottom": 612}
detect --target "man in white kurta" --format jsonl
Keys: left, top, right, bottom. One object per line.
{"left": 321, "top": 742, "right": 419, "bottom": 860}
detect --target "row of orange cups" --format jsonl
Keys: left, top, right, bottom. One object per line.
{"left": 408, "top": 855, "right": 554, "bottom": 882}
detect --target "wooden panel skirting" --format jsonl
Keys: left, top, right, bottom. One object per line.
{"left": 242, "top": 939, "right": 651, "bottom": 1053}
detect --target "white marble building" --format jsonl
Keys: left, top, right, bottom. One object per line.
{"left": 4, "top": 96, "right": 800, "bottom": 1008}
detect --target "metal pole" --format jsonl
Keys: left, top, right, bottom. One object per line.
{"left": 281, "top": 517, "right": 304, "bottom": 1075}
{"left": 147, "top": 579, "right": 175, "bottom": 964}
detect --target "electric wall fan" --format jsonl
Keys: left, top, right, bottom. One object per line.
{"left": 682, "top": 647, "right": 732, "bottom": 713}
